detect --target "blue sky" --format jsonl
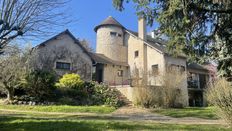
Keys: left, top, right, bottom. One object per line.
{"left": 33, "top": 0, "right": 158, "bottom": 50}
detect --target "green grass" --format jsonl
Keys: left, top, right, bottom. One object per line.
{"left": 0, "top": 106, "right": 229, "bottom": 130}
{"left": 0, "top": 114, "right": 230, "bottom": 131}
{"left": 0, "top": 105, "right": 116, "bottom": 114}
{"left": 153, "top": 107, "right": 218, "bottom": 119}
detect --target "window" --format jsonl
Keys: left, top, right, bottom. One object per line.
{"left": 152, "top": 64, "right": 159, "bottom": 76}
{"left": 169, "top": 64, "right": 185, "bottom": 72}
{"left": 110, "top": 32, "right": 117, "bottom": 36}
{"left": 110, "top": 32, "right": 122, "bottom": 38}
{"left": 134, "top": 50, "right": 139, "bottom": 58}
{"left": 56, "top": 62, "right": 71, "bottom": 70}
{"left": 117, "top": 70, "right": 123, "bottom": 77}
{"left": 180, "top": 66, "right": 185, "bottom": 72}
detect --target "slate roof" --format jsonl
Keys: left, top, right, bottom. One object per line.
{"left": 94, "top": 16, "right": 124, "bottom": 32}
{"left": 90, "top": 53, "right": 129, "bottom": 66}
{"left": 187, "top": 63, "right": 208, "bottom": 72}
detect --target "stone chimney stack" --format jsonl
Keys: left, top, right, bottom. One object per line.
{"left": 138, "top": 17, "right": 147, "bottom": 41}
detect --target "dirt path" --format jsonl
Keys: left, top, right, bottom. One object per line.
{"left": 111, "top": 106, "right": 224, "bottom": 125}
{"left": 0, "top": 107, "right": 224, "bottom": 125}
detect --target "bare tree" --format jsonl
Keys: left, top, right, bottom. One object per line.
{"left": 0, "top": 0, "right": 71, "bottom": 53}
{"left": 79, "top": 39, "right": 94, "bottom": 52}
{"left": 0, "top": 45, "right": 28, "bottom": 102}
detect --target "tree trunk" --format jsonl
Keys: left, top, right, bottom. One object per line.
{"left": 6, "top": 88, "right": 14, "bottom": 102}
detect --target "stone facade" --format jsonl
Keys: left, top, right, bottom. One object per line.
{"left": 31, "top": 30, "right": 93, "bottom": 81}
{"left": 96, "top": 25, "right": 127, "bottom": 63}
{"left": 94, "top": 16, "right": 211, "bottom": 107}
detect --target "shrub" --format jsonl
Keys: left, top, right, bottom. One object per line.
{"left": 93, "top": 83, "right": 124, "bottom": 107}
{"left": 56, "top": 74, "right": 86, "bottom": 104}
{"left": 56, "top": 74, "right": 123, "bottom": 107}
{"left": 133, "top": 68, "right": 186, "bottom": 108}
{"left": 56, "top": 73, "right": 83, "bottom": 89}
{"left": 22, "top": 70, "right": 56, "bottom": 102}
{"left": 207, "top": 78, "right": 232, "bottom": 126}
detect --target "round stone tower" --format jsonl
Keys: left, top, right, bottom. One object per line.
{"left": 94, "top": 16, "right": 127, "bottom": 62}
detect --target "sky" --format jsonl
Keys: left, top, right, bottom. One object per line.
{"left": 32, "top": 0, "right": 159, "bottom": 50}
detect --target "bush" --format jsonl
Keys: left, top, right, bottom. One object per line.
{"left": 56, "top": 73, "right": 83, "bottom": 89}
{"left": 56, "top": 74, "right": 86, "bottom": 104}
{"left": 133, "top": 69, "right": 186, "bottom": 108}
{"left": 93, "top": 83, "right": 124, "bottom": 107}
{"left": 55, "top": 74, "right": 123, "bottom": 107}
{"left": 207, "top": 78, "right": 232, "bottom": 126}
{"left": 22, "top": 70, "right": 56, "bottom": 102}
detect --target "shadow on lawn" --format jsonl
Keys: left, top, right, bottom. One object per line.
{"left": 0, "top": 116, "right": 156, "bottom": 131}
{"left": 0, "top": 115, "right": 230, "bottom": 131}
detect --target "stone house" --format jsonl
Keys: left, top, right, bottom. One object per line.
{"left": 31, "top": 16, "right": 211, "bottom": 107}
{"left": 30, "top": 30, "right": 93, "bottom": 81}
{"left": 92, "top": 16, "right": 211, "bottom": 107}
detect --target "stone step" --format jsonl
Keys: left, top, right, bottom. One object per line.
{"left": 114, "top": 89, "right": 133, "bottom": 106}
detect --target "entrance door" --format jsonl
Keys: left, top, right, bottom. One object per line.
{"left": 97, "top": 69, "right": 103, "bottom": 83}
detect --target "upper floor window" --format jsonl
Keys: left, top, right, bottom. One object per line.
{"left": 152, "top": 64, "right": 159, "bottom": 76}
{"left": 169, "top": 64, "right": 185, "bottom": 73}
{"left": 110, "top": 32, "right": 117, "bottom": 36}
{"left": 135, "top": 50, "right": 139, "bottom": 58}
{"left": 110, "top": 32, "right": 122, "bottom": 37}
{"left": 118, "top": 70, "right": 123, "bottom": 77}
{"left": 56, "top": 62, "right": 71, "bottom": 70}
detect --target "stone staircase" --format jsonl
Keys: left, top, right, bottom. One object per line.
{"left": 110, "top": 85, "right": 133, "bottom": 106}
{"left": 117, "top": 92, "right": 133, "bottom": 106}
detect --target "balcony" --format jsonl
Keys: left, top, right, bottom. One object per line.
{"left": 187, "top": 80, "right": 199, "bottom": 89}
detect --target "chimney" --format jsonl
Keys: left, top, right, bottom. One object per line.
{"left": 151, "top": 31, "right": 155, "bottom": 38}
{"left": 138, "top": 16, "right": 147, "bottom": 41}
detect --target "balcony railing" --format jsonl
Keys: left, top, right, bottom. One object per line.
{"left": 187, "top": 80, "right": 199, "bottom": 89}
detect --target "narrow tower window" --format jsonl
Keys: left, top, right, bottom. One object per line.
{"left": 110, "top": 32, "right": 117, "bottom": 36}
{"left": 134, "top": 50, "right": 139, "bottom": 58}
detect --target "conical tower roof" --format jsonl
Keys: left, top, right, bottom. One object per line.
{"left": 94, "top": 16, "right": 124, "bottom": 32}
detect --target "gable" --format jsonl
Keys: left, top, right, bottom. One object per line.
{"left": 33, "top": 30, "right": 94, "bottom": 63}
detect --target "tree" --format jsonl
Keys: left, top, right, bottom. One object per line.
{"left": 0, "top": 0, "right": 70, "bottom": 53}
{"left": 113, "top": 0, "right": 232, "bottom": 78}
{"left": 79, "top": 39, "right": 94, "bottom": 52}
{"left": 0, "top": 45, "right": 28, "bottom": 102}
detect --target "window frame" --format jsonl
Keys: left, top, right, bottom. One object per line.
{"left": 152, "top": 64, "right": 159, "bottom": 76}
{"left": 56, "top": 61, "right": 71, "bottom": 70}
{"left": 110, "top": 32, "right": 117, "bottom": 37}
{"left": 117, "top": 70, "right": 123, "bottom": 77}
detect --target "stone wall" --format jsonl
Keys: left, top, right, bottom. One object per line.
{"left": 164, "top": 56, "right": 189, "bottom": 106}
{"left": 30, "top": 33, "right": 93, "bottom": 81}
{"left": 103, "top": 64, "right": 130, "bottom": 85}
{"left": 96, "top": 25, "right": 127, "bottom": 63}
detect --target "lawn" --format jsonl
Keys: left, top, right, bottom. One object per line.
{"left": 0, "top": 113, "right": 230, "bottom": 131}
{"left": 153, "top": 107, "right": 218, "bottom": 119}
{"left": 0, "top": 104, "right": 116, "bottom": 114}
{"left": 0, "top": 105, "right": 229, "bottom": 130}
